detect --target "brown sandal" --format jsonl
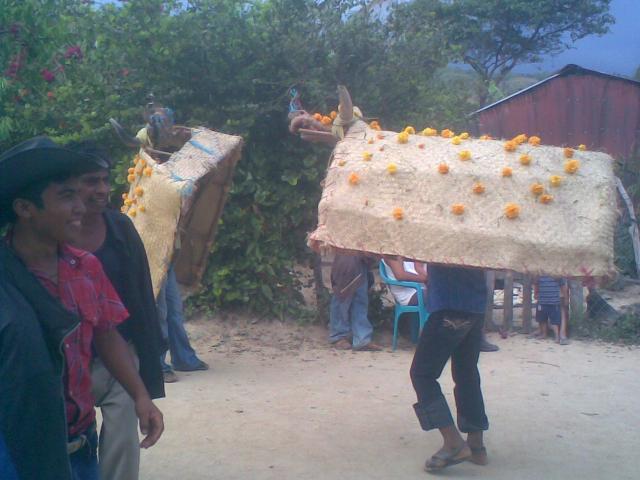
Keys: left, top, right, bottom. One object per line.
{"left": 424, "top": 443, "right": 471, "bottom": 472}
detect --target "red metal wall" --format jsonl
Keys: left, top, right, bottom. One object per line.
{"left": 475, "top": 74, "right": 640, "bottom": 159}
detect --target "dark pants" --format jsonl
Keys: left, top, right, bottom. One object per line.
{"left": 410, "top": 310, "right": 489, "bottom": 433}
{"left": 69, "top": 426, "right": 100, "bottom": 480}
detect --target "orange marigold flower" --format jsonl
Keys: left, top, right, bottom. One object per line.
{"left": 133, "top": 156, "right": 140, "bottom": 165}
{"left": 564, "top": 159, "right": 580, "bottom": 174}
{"left": 139, "top": 158, "right": 147, "bottom": 167}
{"left": 539, "top": 194, "right": 554, "bottom": 204}
{"left": 513, "top": 134, "right": 528, "bottom": 145}
{"left": 128, "top": 167, "right": 135, "bottom": 174}
{"left": 387, "top": 163, "right": 398, "bottom": 174}
{"left": 369, "top": 122, "right": 381, "bottom": 131}
{"left": 530, "top": 183, "right": 544, "bottom": 196}
{"left": 519, "top": 154, "right": 532, "bottom": 165}
{"left": 120, "top": 205, "right": 128, "bottom": 213}
{"left": 321, "top": 116, "right": 332, "bottom": 125}
{"left": 121, "top": 193, "right": 128, "bottom": 200}
{"left": 451, "top": 203, "right": 465, "bottom": 215}
{"left": 528, "top": 136, "right": 541, "bottom": 146}
{"left": 504, "top": 140, "right": 517, "bottom": 152}
{"left": 128, "top": 208, "right": 137, "bottom": 217}
{"left": 458, "top": 150, "right": 471, "bottom": 161}
{"left": 504, "top": 203, "right": 520, "bottom": 219}
{"left": 438, "top": 163, "right": 449, "bottom": 174}
{"left": 441, "top": 129, "right": 455, "bottom": 138}
{"left": 313, "top": 113, "right": 322, "bottom": 121}
{"left": 404, "top": 126, "right": 416, "bottom": 135}
{"left": 397, "top": 131, "right": 410, "bottom": 144}
{"left": 367, "top": 138, "right": 374, "bottom": 144}
{"left": 460, "top": 132, "right": 470, "bottom": 140}
{"left": 550, "top": 175, "right": 563, "bottom": 187}
{"left": 330, "top": 111, "right": 338, "bottom": 120}
{"left": 502, "top": 167, "right": 513, "bottom": 177}
{"left": 578, "top": 144, "right": 587, "bottom": 151}
{"left": 348, "top": 172, "right": 360, "bottom": 185}
{"left": 422, "top": 127, "right": 437, "bottom": 136}
{"left": 127, "top": 174, "right": 136, "bottom": 183}
{"left": 392, "top": 207, "right": 404, "bottom": 220}
{"left": 564, "top": 147, "right": 574, "bottom": 158}
{"left": 472, "top": 182, "right": 485, "bottom": 194}
{"left": 134, "top": 186, "right": 144, "bottom": 196}
{"left": 451, "top": 136, "right": 462, "bottom": 145}
{"left": 138, "top": 205, "right": 146, "bottom": 212}
{"left": 124, "top": 198, "right": 133, "bottom": 206}
{"left": 480, "top": 134, "right": 492, "bottom": 140}
{"left": 362, "top": 152, "right": 373, "bottom": 161}
{"left": 143, "top": 166, "right": 153, "bottom": 177}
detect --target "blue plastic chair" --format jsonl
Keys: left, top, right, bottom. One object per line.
{"left": 379, "top": 261, "right": 429, "bottom": 351}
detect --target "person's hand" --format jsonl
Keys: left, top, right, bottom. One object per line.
{"left": 135, "top": 397, "right": 164, "bottom": 448}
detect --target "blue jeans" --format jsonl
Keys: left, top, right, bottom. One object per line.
{"left": 157, "top": 265, "right": 202, "bottom": 371}
{"left": 329, "top": 276, "right": 373, "bottom": 348}
{"left": 0, "top": 433, "right": 18, "bottom": 480}
{"left": 69, "top": 427, "right": 100, "bottom": 480}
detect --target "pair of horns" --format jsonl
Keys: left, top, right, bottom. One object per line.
{"left": 337, "top": 85, "right": 353, "bottom": 124}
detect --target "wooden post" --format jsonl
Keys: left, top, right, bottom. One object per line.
{"left": 522, "top": 275, "right": 533, "bottom": 333}
{"left": 616, "top": 177, "right": 640, "bottom": 277}
{"left": 569, "top": 279, "right": 585, "bottom": 322}
{"left": 503, "top": 271, "right": 514, "bottom": 331}
{"left": 484, "top": 270, "right": 495, "bottom": 330}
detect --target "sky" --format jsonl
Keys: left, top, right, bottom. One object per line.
{"left": 519, "top": 0, "right": 640, "bottom": 77}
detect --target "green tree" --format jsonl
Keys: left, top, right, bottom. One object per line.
{"left": 425, "top": 0, "right": 615, "bottom": 106}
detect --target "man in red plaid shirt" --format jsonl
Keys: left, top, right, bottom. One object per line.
{"left": 0, "top": 137, "right": 164, "bottom": 480}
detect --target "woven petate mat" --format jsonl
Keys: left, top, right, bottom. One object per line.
{"left": 123, "top": 127, "right": 243, "bottom": 296}
{"left": 308, "top": 122, "right": 617, "bottom": 277}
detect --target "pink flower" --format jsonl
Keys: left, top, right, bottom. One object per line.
{"left": 41, "top": 68, "right": 56, "bottom": 83}
{"left": 121, "top": 68, "right": 130, "bottom": 77}
{"left": 64, "top": 45, "right": 83, "bottom": 60}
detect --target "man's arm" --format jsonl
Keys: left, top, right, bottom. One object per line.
{"left": 93, "top": 329, "right": 164, "bottom": 448}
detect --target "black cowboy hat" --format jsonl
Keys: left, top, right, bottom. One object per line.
{"left": 0, "top": 136, "right": 108, "bottom": 224}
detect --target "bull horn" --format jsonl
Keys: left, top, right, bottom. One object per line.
{"left": 109, "top": 118, "right": 142, "bottom": 148}
{"left": 337, "top": 85, "right": 353, "bottom": 124}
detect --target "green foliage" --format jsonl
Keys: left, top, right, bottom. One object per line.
{"left": 572, "top": 311, "right": 640, "bottom": 344}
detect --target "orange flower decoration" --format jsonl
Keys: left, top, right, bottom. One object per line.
{"left": 121, "top": 193, "right": 128, "bottom": 200}
{"left": 348, "top": 172, "right": 360, "bottom": 185}
{"left": 392, "top": 207, "right": 404, "bottom": 220}
{"left": 139, "top": 158, "right": 147, "bottom": 167}
{"left": 134, "top": 186, "right": 144, "bottom": 196}
{"left": 362, "top": 152, "right": 373, "bottom": 161}
{"left": 451, "top": 203, "right": 465, "bottom": 215}
{"left": 550, "top": 175, "right": 563, "bottom": 187}
{"left": 504, "top": 140, "right": 517, "bottom": 152}
{"left": 451, "top": 136, "right": 462, "bottom": 145}
{"left": 397, "top": 131, "right": 409, "bottom": 144}
{"left": 530, "top": 183, "right": 544, "bottom": 196}
{"left": 504, "top": 203, "right": 520, "bottom": 219}
{"left": 578, "top": 144, "right": 587, "bottom": 151}
{"left": 460, "top": 132, "right": 470, "bottom": 140}
{"left": 133, "top": 156, "right": 140, "bottom": 165}
{"left": 513, "top": 134, "right": 528, "bottom": 145}
{"left": 438, "top": 163, "right": 450, "bottom": 174}
{"left": 369, "top": 121, "right": 381, "bottom": 131}
{"left": 539, "top": 194, "right": 554, "bottom": 204}
{"left": 472, "top": 182, "right": 485, "bottom": 194}
{"left": 127, "top": 174, "right": 136, "bottom": 183}
{"left": 143, "top": 166, "right": 153, "bottom": 177}
{"left": 386, "top": 163, "right": 398, "bottom": 174}
{"left": 564, "top": 159, "right": 579, "bottom": 174}
{"left": 519, "top": 154, "right": 532, "bottom": 165}
{"left": 480, "top": 134, "right": 492, "bottom": 140}
{"left": 124, "top": 198, "right": 133, "bottom": 206}
{"left": 330, "top": 111, "right": 338, "bottom": 120}
{"left": 367, "top": 138, "right": 374, "bottom": 144}
{"left": 128, "top": 208, "right": 137, "bottom": 217}
{"left": 321, "top": 116, "right": 332, "bottom": 125}
{"left": 564, "top": 147, "right": 574, "bottom": 158}
{"left": 313, "top": 113, "right": 322, "bottom": 121}
{"left": 458, "top": 150, "right": 471, "bottom": 161}
{"left": 528, "top": 136, "right": 541, "bottom": 146}
{"left": 422, "top": 127, "right": 437, "bottom": 136}
{"left": 127, "top": 167, "right": 135, "bottom": 174}
{"left": 441, "top": 129, "right": 455, "bottom": 138}
{"left": 404, "top": 126, "right": 416, "bottom": 135}
{"left": 502, "top": 167, "right": 513, "bottom": 177}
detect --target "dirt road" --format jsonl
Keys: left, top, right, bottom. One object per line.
{"left": 139, "top": 318, "right": 640, "bottom": 479}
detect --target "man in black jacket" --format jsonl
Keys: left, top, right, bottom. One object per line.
{"left": 70, "top": 142, "right": 165, "bottom": 480}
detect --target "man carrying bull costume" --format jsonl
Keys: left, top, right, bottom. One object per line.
{"left": 290, "top": 87, "right": 490, "bottom": 473}
{"left": 0, "top": 137, "right": 164, "bottom": 480}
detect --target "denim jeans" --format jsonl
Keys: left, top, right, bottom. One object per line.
{"left": 69, "top": 426, "right": 100, "bottom": 480}
{"left": 157, "top": 265, "right": 201, "bottom": 371}
{"left": 329, "top": 275, "right": 373, "bottom": 348}
{"left": 0, "top": 433, "right": 18, "bottom": 480}
{"left": 410, "top": 310, "right": 489, "bottom": 433}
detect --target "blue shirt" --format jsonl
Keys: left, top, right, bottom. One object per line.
{"left": 537, "top": 276, "right": 565, "bottom": 305}
{"left": 426, "top": 265, "right": 487, "bottom": 314}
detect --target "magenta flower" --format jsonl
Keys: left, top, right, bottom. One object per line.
{"left": 64, "top": 45, "right": 83, "bottom": 60}
{"left": 41, "top": 68, "right": 56, "bottom": 83}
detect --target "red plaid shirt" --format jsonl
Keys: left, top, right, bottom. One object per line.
{"left": 31, "top": 245, "right": 128, "bottom": 437}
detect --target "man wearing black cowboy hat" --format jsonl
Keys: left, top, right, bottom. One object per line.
{"left": 0, "top": 136, "right": 164, "bottom": 480}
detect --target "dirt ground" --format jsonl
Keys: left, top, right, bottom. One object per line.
{"left": 138, "top": 316, "right": 640, "bottom": 480}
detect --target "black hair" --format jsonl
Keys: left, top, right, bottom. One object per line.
{"left": 64, "top": 140, "right": 113, "bottom": 172}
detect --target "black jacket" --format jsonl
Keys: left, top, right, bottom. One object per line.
{"left": 98, "top": 209, "right": 165, "bottom": 399}
{"left": 0, "top": 244, "right": 75, "bottom": 480}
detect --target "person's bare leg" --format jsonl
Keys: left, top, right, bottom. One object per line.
{"left": 552, "top": 324, "right": 560, "bottom": 343}
{"left": 467, "top": 431, "right": 488, "bottom": 465}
